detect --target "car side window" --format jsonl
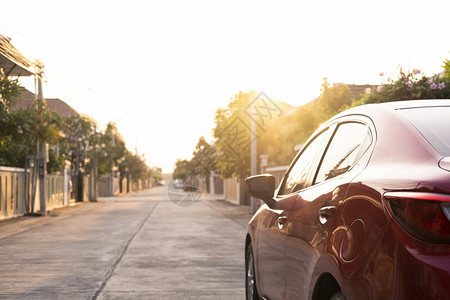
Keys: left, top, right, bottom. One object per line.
{"left": 280, "top": 130, "right": 328, "bottom": 195}
{"left": 314, "top": 122, "right": 371, "bottom": 184}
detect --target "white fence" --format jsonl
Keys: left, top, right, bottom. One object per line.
{"left": 0, "top": 167, "right": 28, "bottom": 220}
{"left": 0, "top": 166, "right": 71, "bottom": 220}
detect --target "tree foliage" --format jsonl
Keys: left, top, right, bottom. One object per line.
{"left": 318, "top": 78, "right": 352, "bottom": 117}
{"left": 96, "top": 122, "right": 126, "bottom": 176}
{"left": 175, "top": 58, "right": 450, "bottom": 180}
{"left": 0, "top": 76, "right": 25, "bottom": 166}
{"left": 173, "top": 159, "right": 192, "bottom": 181}
{"left": 0, "top": 76, "right": 21, "bottom": 112}
{"left": 212, "top": 91, "right": 256, "bottom": 178}
{"left": 172, "top": 136, "right": 218, "bottom": 180}
{"left": 0, "top": 77, "right": 62, "bottom": 170}
{"left": 119, "top": 150, "right": 150, "bottom": 181}
{"left": 262, "top": 105, "right": 318, "bottom": 167}
{"left": 442, "top": 59, "right": 450, "bottom": 80}
{"left": 0, "top": 77, "right": 155, "bottom": 182}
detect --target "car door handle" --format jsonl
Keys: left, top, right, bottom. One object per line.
{"left": 277, "top": 216, "right": 288, "bottom": 229}
{"left": 319, "top": 206, "right": 337, "bottom": 216}
{"left": 319, "top": 206, "right": 337, "bottom": 224}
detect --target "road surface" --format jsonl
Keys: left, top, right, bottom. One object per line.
{"left": 0, "top": 185, "right": 253, "bottom": 299}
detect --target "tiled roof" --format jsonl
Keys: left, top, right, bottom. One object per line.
{"left": 0, "top": 35, "right": 34, "bottom": 76}
{"left": 46, "top": 99, "right": 80, "bottom": 118}
{"left": 11, "top": 88, "right": 79, "bottom": 118}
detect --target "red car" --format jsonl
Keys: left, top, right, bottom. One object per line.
{"left": 245, "top": 100, "right": 450, "bottom": 300}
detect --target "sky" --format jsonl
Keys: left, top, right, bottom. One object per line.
{"left": 0, "top": 0, "right": 449, "bottom": 173}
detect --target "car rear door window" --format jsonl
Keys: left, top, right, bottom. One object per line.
{"left": 314, "top": 122, "right": 371, "bottom": 184}
{"left": 399, "top": 107, "right": 450, "bottom": 157}
{"left": 280, "top": 130, "right": 329, "bottom": 195}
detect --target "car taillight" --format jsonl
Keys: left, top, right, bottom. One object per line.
{"left": 384, "top": 192, "right": 450, "bottom": 243}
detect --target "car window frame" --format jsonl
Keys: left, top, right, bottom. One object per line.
{"left": 276, "top": 115, "right": 376, "bottom": 198}
{"left": 312, "top": 120, "right": 374, "bottom": 185}
{"left": 276, "top": 127, "right": 333, "bottom": 197}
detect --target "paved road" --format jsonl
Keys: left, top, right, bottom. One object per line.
{"left": 0, "top": 186, "right": 253, "bottom": 299}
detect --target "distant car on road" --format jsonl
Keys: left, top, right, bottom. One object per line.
{"left": 245, "top": 100, "right": 450, "bottom": 300}
{"left": 183, "top": 185, "right": 198, "bottom": 192}
{"left": 173, "top": 179, "right": 184, "bottom": 189}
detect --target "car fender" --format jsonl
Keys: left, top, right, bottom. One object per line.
{"left": 310, "top": 253, "right": 355, "bottom": 300}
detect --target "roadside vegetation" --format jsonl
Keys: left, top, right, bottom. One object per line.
{"left": 175, "top": 58, "right": 450, "bottom": 180}
{"left": 0, "top": 79, "right": 160, "bottom": 184}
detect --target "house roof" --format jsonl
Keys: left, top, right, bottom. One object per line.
{"left": 0, "top": 35, "right": 35, "bottom": 76}
{"left": 11, "top": 88, "right": 80, "bottom": 118}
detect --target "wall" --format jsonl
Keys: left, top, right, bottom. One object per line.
{"left": 0, "top": 166, "right": 71, "bottom": 220}
{"left": 98, "top": 175, "right": 151, "bottom": 197}
{"left": 0, "top": 165, "right": 152, "bottom": 220}
{"left": 224, "top": 177, "right": 248, "bottom": 205}
{"left": 222, "top": 166, "right": 288, "bottom": 207}
{"left": 265, "top": 165, "right": 289, "bottom": 190}
{"left": 46, "top": 174, "right": 64, "bottom": 210}
{"left": 0, "top": 167, "right": 28, "bottom": 220}
{"left": 210, "top": 173, "right": 224, "bottom": 195}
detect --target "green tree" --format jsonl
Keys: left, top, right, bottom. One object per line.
{"left": 0, "top": 76, "right": 21, "bottom": 112}
{"left": 151, "top": 167, "right": 163, "bottom": 184}
{"left": 173, "top": 159, "right": 192, "bottom": 180}
{"left": 0, "top": 97, "right": 62, "bottom": 170}
{"left": 97, "top": 122, "right": 126, "bottom": 176}
{"left": 58, "top": 115, "right": 97, "bottom": 174}
{"left": 119, "top": 150, "right": 150, "bottom": 182}
{"left": 0, "top": 76, "right": 24, "bottom": 166}
{"left": 442, "top": 59, "right": 450, "bottom": 79}
{"left": 212, "top": 91, "right": 256, "bottom": 178}
{"left": 318, "top": 78, "right": 352, "bottom": 118}
{"left": 171, "top": 136, "right": 218, "bottom": 192}
{"left": 212, "top": 90, "right": 311, "bottom": 177}
{"left": 191, "top": 136, "right": 217, "bottom": 177}
{"left": 263, "top": 105, "right": 319, "bottom": 167}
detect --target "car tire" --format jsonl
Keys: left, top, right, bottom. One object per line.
{"left": 330, "top": 291, "right": 346, "bottom": 300}
{"left": 246, "top": 243, "right": 259, "bottom": 300}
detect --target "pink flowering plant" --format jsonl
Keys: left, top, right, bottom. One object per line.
{"left": 361, "top": 59, "right": 450, "bottom": 104}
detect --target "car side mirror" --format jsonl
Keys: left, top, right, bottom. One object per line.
{"left": 245, "top": 174, "right": 276, "bottom": 208}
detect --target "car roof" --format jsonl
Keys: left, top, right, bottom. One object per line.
{"left": 380, "top": 99, "right": 450, "bottom": 110}
{"left": 330, "top": 99, "right": 450, "bottom": 121}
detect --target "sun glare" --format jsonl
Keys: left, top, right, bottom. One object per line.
{"left": 0, "top": 0, "right": 449, "bottom": 172}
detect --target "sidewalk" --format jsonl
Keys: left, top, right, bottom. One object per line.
{"left": 0, "top": 201, "right": 98, "bottom": 241}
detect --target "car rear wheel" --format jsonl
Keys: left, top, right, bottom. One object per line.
{"left": 246, "top": 243, "right": 259, "bottom": 300}
{"left": 330, "top": 291, "right": 346, "bottom": 300}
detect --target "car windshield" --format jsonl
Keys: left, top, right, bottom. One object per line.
{"left": 399, "top": 106, "right": 450, "bottom": 157}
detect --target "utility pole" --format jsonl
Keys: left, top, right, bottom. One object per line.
{"left": 92, "top": 127, "right": 98, "bottom": 201}
{"left": 250, "top": 94, "right": 258, "bottom": 213}
{"left": 35, "top": 61, "right": 47, "bottom": 215}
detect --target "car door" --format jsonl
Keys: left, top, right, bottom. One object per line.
{"left": 282, "top": 121, "right": 373, "bottom": 299}
{"left": 256, "top": 128, "right": 331, "bottom": 300}
{"left": 254, "top": 204, "right": 288, "bottom": 300}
